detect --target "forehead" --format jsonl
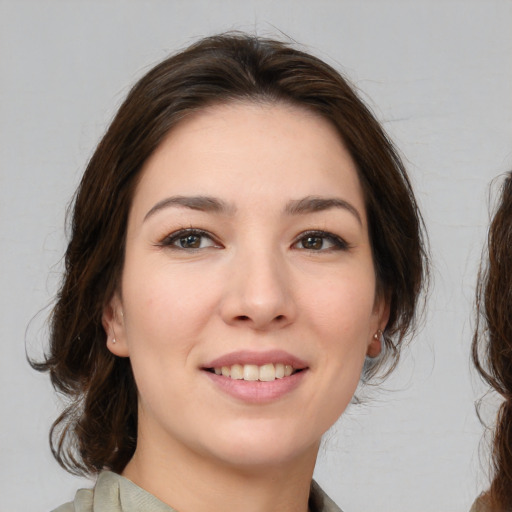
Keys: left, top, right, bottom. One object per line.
{"left": 130, "top": 101, "right": 365, "bottom": 221}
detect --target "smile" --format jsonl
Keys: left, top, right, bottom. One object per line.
{"left": 203, "top": 350, "right": 308, "bottom": 402}
{"left": 208, "top": 363, "right": 299, "bottom": 381}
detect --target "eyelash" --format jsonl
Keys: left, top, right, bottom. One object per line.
{"left": 159, "top": 228, "right": 221, "bottom": 250}
{"left": 292, "top": 230, "right": 349, "bottom": 252}
{"left": 159, "top": 228, "right": 349, "bottom": 253}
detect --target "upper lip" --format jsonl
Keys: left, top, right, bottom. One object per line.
{"left": 203, "top": 350, "right": 308, "bottom": 369}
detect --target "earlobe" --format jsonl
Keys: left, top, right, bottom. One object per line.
{"left": 367, "top": 294, "right": 390, "bottom": 358}
{"left": 367, "top": 329, "right": 383, "bottom": 358}
{"left": 102, "top": 294, "right": 130, "bottom": 357}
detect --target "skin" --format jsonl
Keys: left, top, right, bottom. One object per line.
{"left": 103, "top": 101, "right": 388, "bottom": 512}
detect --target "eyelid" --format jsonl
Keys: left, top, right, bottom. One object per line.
{"left": 158, "top": 228, "right": 222, "bottom": 250}
{"left": 292, "top": 229, "right": 350, "bottom": 251}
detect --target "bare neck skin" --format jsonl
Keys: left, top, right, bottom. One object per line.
{"left": 122, "top": 419, "right": 318, "bottom": 512}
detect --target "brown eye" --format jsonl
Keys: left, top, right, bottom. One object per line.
{"left": 161, "top": 229, "right": 220, "bottom": 250}
{"left": 293, "top": 231, "right": 348, "bottom": 252}
{"left": 178, "top": 234, "right": 202, "bottom": 249}
{"left": 301, "top": 236, "right": 324, "bottom": 250}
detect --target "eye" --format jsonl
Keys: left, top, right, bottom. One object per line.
{"left": 160, "top": 229, "right": 220, "bottom": 250}
{"left": 293, "top": 230, "right": 349, "bottom": 251}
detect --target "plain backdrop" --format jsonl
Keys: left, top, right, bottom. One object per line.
{"left": 1, "top": 1, "right": 511, "bottom": 511}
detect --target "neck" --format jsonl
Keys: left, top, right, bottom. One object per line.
{"left": 122, "top": 427, "right": 319, "bottom": 512}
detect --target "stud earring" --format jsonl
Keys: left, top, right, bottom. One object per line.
{"left": 367, "top": 329, "right": 383, "bottom": 359}
{"left": 112, "top": 338, "right": 116, "bottom": 344}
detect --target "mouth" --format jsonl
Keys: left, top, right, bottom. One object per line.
{"left": 202, "top": 351, "right": 308, "bottom": 403}
{"left": 205, "top": 363, "right": 303, "bottom": 382}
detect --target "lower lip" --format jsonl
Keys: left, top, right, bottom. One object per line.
{"left": 204, "top": 370, "right": 307, "bottom": 404}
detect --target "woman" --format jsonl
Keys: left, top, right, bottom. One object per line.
{"left": 471, "top": 172, "right": 512, "bottom": 512}
{"left": 35, "top": 33, "right": 428, "bottom": 512}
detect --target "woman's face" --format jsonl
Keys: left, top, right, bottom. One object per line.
{"left": 105, "top": 102, "right": 388, "bottom": 471}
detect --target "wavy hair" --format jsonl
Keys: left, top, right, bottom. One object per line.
{"left": 473, "top": 172, "right": 512, "bottom": 510}
{"left": 32, "top": 32, "right": 429, "bottom": 476}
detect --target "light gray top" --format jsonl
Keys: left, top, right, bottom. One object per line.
{"left": 52, "top": 471, "right": 342, "bottom": 512}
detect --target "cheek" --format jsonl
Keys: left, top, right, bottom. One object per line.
{"left": 308, "top": 279, "right": 375, "bottom": 428}
{"left": 301, "top": 269, "right": 377, "bottom": 338}
{"left": 301, "top": 267, "right": 377, "bottom": 413}
{"left": 121, "top": 257, "right": 221, "bottom": 344}
{"left": 119, "top": 264, "right": 214, "bottom": 407}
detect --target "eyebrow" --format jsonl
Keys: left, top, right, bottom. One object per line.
{"left": 144, "top": 194, "right": 362, "bottom": 225}
{"left": 285, "top": 196, "right": 362, "bottom": 225}
{"left": 144, "top": 195, "right": 234, "bottom": 221}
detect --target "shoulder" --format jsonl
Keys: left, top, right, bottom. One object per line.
{"left": 50, "top": 471, "right": 176, "bottom": 512}
{"left": 50, "top": 472, "right": 116, "bottom": 512}
{"left": 51, "top": 504, "right": 75, "bottom": 512}
{"left": 310, "top": 480, "right": 344, "bottom": 512}
{"left": 52, "top": 474, "right": 340, "bottom": 512}
{"left": 50, "top": 487, "right": 93, "bottom": 512}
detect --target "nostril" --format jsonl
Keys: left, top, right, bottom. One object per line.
{"left": 231, "top": 314, "right": 288, "bottom": 326}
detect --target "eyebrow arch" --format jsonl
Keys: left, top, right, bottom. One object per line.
{"left": 285, "top": 196, "right": 362, "bottom": 225}
{"left": 144, "top": 195, "right": 235, "bottom": 221}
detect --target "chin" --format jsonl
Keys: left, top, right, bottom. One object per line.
{"left": 193, "top": 421, "right": 321, "bottom": 471}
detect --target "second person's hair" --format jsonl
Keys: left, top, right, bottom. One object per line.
{"left": 473, "top": 172, "right": 512, "bottom": 510}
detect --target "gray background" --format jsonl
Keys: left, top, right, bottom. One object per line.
{"left": 1, "top": 1, "right": 511, "bottom": 510}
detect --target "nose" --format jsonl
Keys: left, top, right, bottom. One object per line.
{"left": 219, "top": 248, "right": 296, "bottom": 331}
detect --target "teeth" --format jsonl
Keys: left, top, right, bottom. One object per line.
{"left": 212, "top": 363, "right": 299, "bottom": 381}
{"left": 230, "top": 364, "right": 243, "bottom": 380}
{"left": 243, "top": 364, "right": 259, "bottom": 381}
{"left": 259, "top": 363, "right": 275, "bottom": 382}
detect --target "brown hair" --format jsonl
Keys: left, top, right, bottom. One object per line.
{"left": 473, "top": 172, "right": 512, "bottom": 510}
{"left": 32, "top": 32, "right": 428, "bottom": 476}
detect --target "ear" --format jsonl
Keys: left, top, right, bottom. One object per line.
{"left": 366, "top": 294, "right": 391, "bottom": 358}
{"left": 102, "top": 293, "right": 130, "bottom": 357}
